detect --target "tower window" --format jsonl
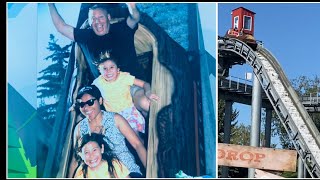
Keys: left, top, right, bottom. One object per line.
{"left": 233, "top": 16, "right": 239, "bottom": 30}
{"left": 243, "top": 16, "right": 252, "bottom": 30}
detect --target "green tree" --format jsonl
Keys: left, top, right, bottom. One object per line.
{"left": 291, "top": 75, "right": 320, "bottom": 129}
{"left": 37, "top": 34, "right": 72, "bottom": 125}
{"left": 230, "top": 123, "right": 250, "bottom": 145}
{"left": 218, "top": 99, "right": 246, "bottom": 178}
{"left": 218, "top": 99, "right": 239, "bottom": 143}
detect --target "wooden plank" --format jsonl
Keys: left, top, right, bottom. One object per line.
{"left": 255, "top": 169, "right": 284, "bottom": 178}
{"left": 218, "top": 143, "right": 297, "bottom": 172}
{"left": 140, "top": 23, "right": 175, "bottom": 178}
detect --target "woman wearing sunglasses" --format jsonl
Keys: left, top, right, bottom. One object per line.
{"left": 69, "top": 85, "right": 146, "bottom": 178}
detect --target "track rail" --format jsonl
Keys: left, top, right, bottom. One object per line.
{"left": 218, "top": 37, "right": 320, "bottom": 177}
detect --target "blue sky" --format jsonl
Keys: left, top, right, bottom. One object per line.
{"left": 8, "top": 3, "right": 80, "bottom": 108}
{"left": 219, "top": 3, "right": 320, "bottom": 80}
{"left": 8, "top": 3, "right": 38, "bottom": 108}
{"left": 37, "top": 3, "right": 80, "bottom": 73}
{"left": 199, "top": 3, "right": 216, "bottom": 59}
{"left": 218, "top": 3, "right": 320, "bottom": 146}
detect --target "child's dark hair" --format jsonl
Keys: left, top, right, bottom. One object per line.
{"left": 76, "top": 133, "right": 122, "bottom": 178}
{"left": 93, "top": 49, "right": 119, "bottom": 67}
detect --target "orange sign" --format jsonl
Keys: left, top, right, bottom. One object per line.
{"left": 218, "top": 143, "right": 297, "bottom": 172}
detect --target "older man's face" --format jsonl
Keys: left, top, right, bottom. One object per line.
{"left": 88, "top": 8, "right": 111, "bottom": 36}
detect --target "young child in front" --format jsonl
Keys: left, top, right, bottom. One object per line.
{"left": 74, "top": 133, "right": 130, "bottom": 178}
{"left": 92, "top": 51, "right": 159, "bottom": 139}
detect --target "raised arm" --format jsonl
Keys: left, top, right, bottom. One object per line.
{"left": 126, "top": 3, "right": 140, "bottom": 29}
{"left": 114, "top": 113, "right": 147, "bottom": 167}
{"left": 48, "top": 3, "right": 75, "bottom": 40}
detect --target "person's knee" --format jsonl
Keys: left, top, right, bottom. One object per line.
{"left": 132, "top": 89, "right": 144, "bottom": 101}
{"left": 138, "top": 96, "right": 150, "bottom": 112}
{"left": 133, "top": 90, "right": 149, "bottom": 111}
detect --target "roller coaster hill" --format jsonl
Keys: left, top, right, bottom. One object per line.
{"left": 218, "top": 7, "right": 320, "bottom": 178}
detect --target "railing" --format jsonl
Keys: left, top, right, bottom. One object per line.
{"left": 220, "top": 75, "right": 320, "bottom": 109}
{"left": 219, "top": 76, "right": 252, "bottom": 93}
{"left": 300, "top": 93, "right": 320, "bottom": 106}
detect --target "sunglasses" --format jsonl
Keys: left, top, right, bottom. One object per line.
{"left": 77, "top": 99, "right": 96, "bottom": 108}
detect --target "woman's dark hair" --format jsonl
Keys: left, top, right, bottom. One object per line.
{"left": 77, "top": 133, "right": 121, "bottom": 178}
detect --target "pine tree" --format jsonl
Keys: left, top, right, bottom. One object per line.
{"left": 37, "top": 34, "right": 72, "bottom": 125}
{"left": 218, "top": 99, "right": 239, "bottom": 143}
{"left": 218, "top": 99, "right": 246, "bottom": 178}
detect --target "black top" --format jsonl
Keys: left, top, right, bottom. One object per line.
{"left": 74, "top": 20, "right": 145, "bottom": 80}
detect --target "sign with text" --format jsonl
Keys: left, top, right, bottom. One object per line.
{"left": 218, "top": 143, "right": 297, "bottom": 172}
